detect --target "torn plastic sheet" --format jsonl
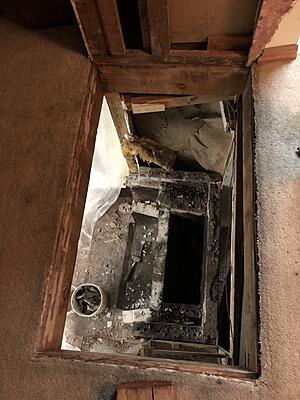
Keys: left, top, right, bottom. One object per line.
{"left": 79, "top": 97, "right": 129, "bottom": 248}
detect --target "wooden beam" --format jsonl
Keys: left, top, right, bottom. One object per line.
{"left": 240, "top": 76, "right": 258, "bottom": 372}
{"left": 99, "top": 64, "right": 248, "bottom": 96}
{"left": 105, "top": 93, "right": 131, "bottom": 141}
{"left": 126, "top": 94, "right": 235, "bottom": 110}
{"left": 94, "top": 49, "right": 247, "bottom": 67}
{"left": 70, "top": 0, "right": 108, "bottom": 60}
{"left": 138, "top": 0, "right": 151, "bottom": 49}
{"left": 147, "top": 0, "right": 170, "bottom": 55}
{"left": 96, "top": 0, "right": 126, "bottom": 55}
{"left": 36, "top": 66, "right": 103, "bottom": 351}
{"left": 35, "top": 350, "right": 257, "bottom": 379}
{"left": 131, "top": 103, "right": 165, "bottom": 114}
{"left": 208, "top": 34, "right": 252, "bottom": 51}
{"left": 247, "top": 0, "right": 296, "bottom": 66}
{"left": 258, "top": 44, "right": 298, "bottom": 63}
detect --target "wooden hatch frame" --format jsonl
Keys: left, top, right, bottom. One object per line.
{"left": 34, "top": 0, "right": 295, "bottom": 380}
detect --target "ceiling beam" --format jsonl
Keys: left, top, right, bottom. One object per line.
{"left": 96, "top": 0, "right": 126, "bottom": 55}
{"left": 125, "top": 94, "right": 235, "bottom": 110}
{"left": 147, "top": 0, "right": 170, "bottom": 55}
{"left": 70, "top": 0, "right": 108, "bottom": 60}
{"left": 247, "top": 0, "right": 296, "bottom": 66}
{"left": 94, "top": 49, "right": 247, "bottom": 67}
{"left": 99, "top": 64, "right": 248, "bottom": 96}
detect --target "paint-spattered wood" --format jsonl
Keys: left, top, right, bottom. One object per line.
{"left": 247, "top": 0, "right": 296, "bottom": 66}
{"left": 36, "top": 66, "right": 103, "bottom": 351}
{"left": 99, "top": 64, "right": 248, "bottom": 95}
{"left": 71, "top": 0, "right": 107, "bottom": 59}
{"left": 117, "top": 382, "right": 173, "bottom": 400}
{"left": 96, "top": 0, "right": 126, "bottom": 55}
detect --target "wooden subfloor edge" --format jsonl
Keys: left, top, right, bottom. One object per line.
{"left": 35, "top": 65, "right": 103, "bottom": 352}
{"left": 32, "top": 350, "right": 258, "bottom": 380}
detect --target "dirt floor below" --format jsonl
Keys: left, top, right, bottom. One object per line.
{"left": 64, "top": 192, "right": 150, "bottom": 354}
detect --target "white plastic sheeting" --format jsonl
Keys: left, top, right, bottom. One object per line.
{"left": 79, "top": 97, "right": 129, "bottom": 247}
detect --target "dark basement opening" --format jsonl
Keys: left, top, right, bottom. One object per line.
{"left": 163, "top": 213, "right": 205, "bottom": 305}
{"left": 116, "top": 0, "right": 143, "bottom": 49}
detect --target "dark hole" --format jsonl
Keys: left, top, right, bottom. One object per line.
{"left": 163, "top": 213, "right": 205, "bottom": 305}
{"left": 217, "top": 271, "right": 231, "bottom": 351}
{"left": 116, "top": 0, "right": 143, "bottom": 49}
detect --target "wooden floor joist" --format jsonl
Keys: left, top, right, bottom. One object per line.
{"left": 99, "top": 64, "right": 248, "bottom": 96}
{"left": 96, "top": 0, "right": 126, "bottom": 55}
{"left": 70, "top": 0, "right": 108, "bottom": 60}
{"left": 125, "top": 94, "right": 234, "bottom": 111}
{"left": 147, "top": 0, "right": 170, "bottom": 56}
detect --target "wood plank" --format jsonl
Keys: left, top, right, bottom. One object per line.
{"left": 258, "top": 44, "right": 298, "bottom": 63}
{"left": 70, "top": 0, "right": 108, "bottom": 59}
{"left": 94, "top": 49, "right": 247, "bottom": 67}
{"left": 208, "top": 34, "right": 252, "bottom": 51}
{"left": 240, "top": 76, "right": 258, "bottom": 372}
{"left": 132, "top": 103, "right": 165, "bottom": 114}
{"left": 99, "top": 64, "right": 248, "bottom": 96}
{"left": 105, "top": 93, "right": 131, "bottom": 141}
{"left": 117, "top": 381, "right": 173, "bottom": 400}
{"left": 117, "top": 388, "right": 128, "bottom": 400}
{"left": 36, "top": 66, "right": 103, "bottom": 351}
{"left": 35, "top": 351, "right": 258, "bottom": 379}
{"left": 247, "top": 0, "right": 295, "bottom": 66}
{"left": 125, "top": 388, "right": 153, "bottom": 400}
{"left": 96, "top": 0, "right": 126, "bottom": 55}
{"left": 147, "top": 0, "right": 170, "bottom": 55}
{"left": 153, "top": 386, "right": 173, "bottom": 400}
{"left": 126, "top": 95, "right": 235, "bottom": 110}
{"left": 168, "top": 50, "right": 246, "bottom": 65}
{"left": 138, "top": 0, "right": 151, "bottom": 49}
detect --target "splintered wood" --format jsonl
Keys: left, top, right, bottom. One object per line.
{"left": 117, "top": 382, "right": 173, "bottom": 400}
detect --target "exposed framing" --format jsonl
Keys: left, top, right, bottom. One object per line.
{"left": 36, "top": 66, "right": 103, "bottom": 351}
{"left": 35, "top": 0, "right": 260, "bottom": 380}
{"left": 247, "top": 0, "right": 296, "bottom": 66}
{"left": 35, "top": 65, "right": 259, "bottom": 380}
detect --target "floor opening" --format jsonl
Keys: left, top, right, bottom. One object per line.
{"left": 58, "top": 89, "right": 258, "bottom": 371}
{"left": 163, "top": 213, "right": 205, "bottom": 305}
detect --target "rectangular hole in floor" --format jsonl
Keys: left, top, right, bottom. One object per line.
{"left": 56, "top": 91, "right": 258, "bottom": 373}
{"left": 162, "top": 213, "right": 205, "bottom": 305}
